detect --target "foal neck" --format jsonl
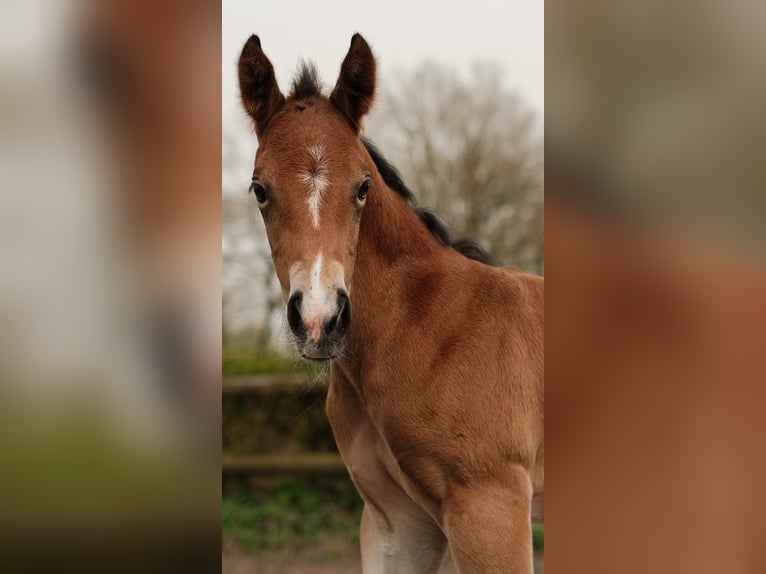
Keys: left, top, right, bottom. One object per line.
{"left": 358, "top": 178, "right": 445, "bottom": 267}
{"left": 335, "top": 176, "right": 455, "bottom": 387}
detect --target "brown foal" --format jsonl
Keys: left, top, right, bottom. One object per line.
{"left": 238, "top": 33, "right": 544, "bottom": 573}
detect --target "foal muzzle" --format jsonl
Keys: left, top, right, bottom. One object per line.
{"left": 287, "top": 289, "right": 351, "bottom": 360}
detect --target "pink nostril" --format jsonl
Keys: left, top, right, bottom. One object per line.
{"left": 305, "top": 317, "right": 323, "bottom": 343}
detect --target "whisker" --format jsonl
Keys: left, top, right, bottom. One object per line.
{"left": 289, "top": 392, "right": 325, "bottom": 424}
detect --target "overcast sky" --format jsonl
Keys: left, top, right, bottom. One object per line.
{"left": 222, "top": 0, "right": 543, "bottom": 122}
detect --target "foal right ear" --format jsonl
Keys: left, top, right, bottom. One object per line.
{"left": 238, "top": 35, "right": 285, "bottom": 138}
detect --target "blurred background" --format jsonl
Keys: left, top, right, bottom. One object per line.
{"left": 546, "top": 1, "right": 766, "bottom": 573}
{"left": 0, "top": 0, "right": 220, "bottom": 571}
{"left": 222, "top": 1, "right": 544, "bottom": 572}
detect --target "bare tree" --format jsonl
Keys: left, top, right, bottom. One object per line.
{"left": 367, "top": 62, "right": 543, "bottom": 273}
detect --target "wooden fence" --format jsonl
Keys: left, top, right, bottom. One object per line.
{"left": 222, "top": 374, "right": 347, "bottom": 475}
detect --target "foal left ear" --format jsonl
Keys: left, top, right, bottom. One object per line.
{"left": 331, "top": 34, "right": 376, "bottom": 132}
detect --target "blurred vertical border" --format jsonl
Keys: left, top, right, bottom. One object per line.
{"left": 0, "top": 1, "right": 221, "bottom": 571}
{"left": 546, "top": 2, "right": 766, "bottom": 573}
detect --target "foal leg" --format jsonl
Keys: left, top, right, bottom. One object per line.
{"left": 360, "top": 499, "right": 447, "bottom": 574}
{"left": 444, "top": 466, "right": 534, "bottom": 574}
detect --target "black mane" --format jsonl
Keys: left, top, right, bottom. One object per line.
{"left": 362, "top": 138, "right": 496, "bottom": 266}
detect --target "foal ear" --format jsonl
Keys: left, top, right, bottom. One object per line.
{"left": 331, "top": 34, "right": 376, "bottom": 132}
{"left": 238, "top": 35, "right": 285, "bottom": 137}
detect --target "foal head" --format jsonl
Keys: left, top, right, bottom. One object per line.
{"left": 239, "top": 34, "right": 377, "bottom": 360}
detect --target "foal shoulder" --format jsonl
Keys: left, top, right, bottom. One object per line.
{"left": 463, "top": 259, "right": 543, "bottom": 311}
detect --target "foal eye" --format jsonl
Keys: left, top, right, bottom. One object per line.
{"left": 357, "top": 179, "right": 371, "bottom": 202}
{"left": 249, "top": 182, "right": 269, "bottom": 204}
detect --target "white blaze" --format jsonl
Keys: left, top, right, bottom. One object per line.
{"left": 309, "top": 251, "right": 324, "bottom": 295}
{"left": 303, "top": 251, "right": 329, "bottom": 342}
{"left": 298, "top": 144, "right": 329, "bottom": 229}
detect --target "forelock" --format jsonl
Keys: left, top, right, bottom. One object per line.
{"left": 290, "top": 61, "right": 323, "bottom": 100}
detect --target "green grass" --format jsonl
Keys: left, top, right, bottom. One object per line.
{"left": 222, "top": 478, "right": 362, "bottom": 552}
{"left": 223, "top": 478, "right": 544, "bottom": 553}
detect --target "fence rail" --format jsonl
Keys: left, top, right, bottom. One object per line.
{"left": 223, "top": 374, "right": 326, "bottom": 394}
{"left": 222, "top": 452, "right": 346, "bottom": 475}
